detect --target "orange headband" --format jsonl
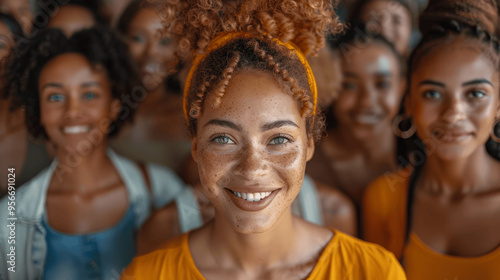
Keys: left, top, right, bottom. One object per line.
{"left": 183, "top": 31, "right": 318, "bottom": 121}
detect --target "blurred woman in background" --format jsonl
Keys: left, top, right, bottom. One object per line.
{"left": 0, "top": 26, "right": 185, "bottom": 280}
{"left": 364, "top": 1, "right": 500, "bottom": 279}
{"left": 307, "top": 22, "right": 406, "bottom": 208}
{"left": 0, "top": 12, "right": 51, "bottom": 198}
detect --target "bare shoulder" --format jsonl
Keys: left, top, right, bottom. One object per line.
{"left": 137, "top": 202, "right": 181, "bottom": 255}
{"left": 314, "top": 180, "right": 353, "bottom": 210}
{"left": 314, "top": 180, "right": 357, "bottom": 235}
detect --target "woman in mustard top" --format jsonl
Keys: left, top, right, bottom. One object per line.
{"left": 122, "top": 0, "right": 405, "bottom": 279}
{"left": 363, "top": 0, "right": 500, "bottom": 279}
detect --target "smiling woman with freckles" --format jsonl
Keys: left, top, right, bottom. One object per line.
{"left": 363, "top": 0, "right": 500, "bottom": 279}
{"left": 121, "top": 0, "right": 405, "bottom": 279}
{"left": 0, "top": 27, "right": 186, "bottom": 280}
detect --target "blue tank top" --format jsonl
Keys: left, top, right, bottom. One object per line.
{"left": 42, "top": 207, "right": 136, "bottom": 280}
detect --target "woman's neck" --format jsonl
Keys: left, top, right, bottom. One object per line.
{"left": 207, "top": 210, "right": 299, "bottom": 272}
{"left": 52, "top": 143, "right": 115, "bottom": 192}
{"left": 421, "top": 146, "right": 495, "bottom": 196}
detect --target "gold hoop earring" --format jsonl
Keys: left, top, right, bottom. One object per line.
{"left": 392, "top": 114, "right": 416, "bottom": 139}
{"left": 491, "top": 119, "right": 500, "bottom": 143}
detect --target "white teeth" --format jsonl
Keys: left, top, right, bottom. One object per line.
{"left": 355, "top": 115, "right": 380, "bottom": 124}
{"left": 230, "top": 190, "right": 273, "bottom": 202}
{"left": 63, "top": 126, "right": 90, "bottom": 134}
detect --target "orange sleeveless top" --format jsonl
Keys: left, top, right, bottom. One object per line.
{"left": 403, "top": 233, "right": 500, "bottom": 279}
{"left": 121, "top": 229, "right": 406, "bottom": 279}
{"left": 362, "top": 169, "right": 410, "bottom": 259}
{"left": 363, "top": 169, "right": 500, "bottom": 280}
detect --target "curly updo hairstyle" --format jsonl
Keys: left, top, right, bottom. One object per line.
{"left": 161, "top": 0, "right": 343, "bottom": 142}
{"left": 6, "top": 26, "right": 137, "bottom": 139}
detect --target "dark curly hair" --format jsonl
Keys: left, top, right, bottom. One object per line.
{"left": 6, "top": 26, "right": 137, "bottom": 139}
{"left": 0, "top": 12, "right": 25, "bottom": 100}
{"left": 162, "top": 0, "right": 342, "bottom": 142}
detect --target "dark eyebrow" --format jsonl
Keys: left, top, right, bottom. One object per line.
{"left": 82, "top": 81, "right": 101, "bottom": 87}
{"left": 204, "top": 119, "right": 242, "bottom": 131}
{"left": 418, "top": 80, "right": 445, "bottom": 87}
{"left": 40, "top": 83, "right": 63, "bottom": 90}
{"left": 261, "top": 120, "right": 299, "bottom": 131}
{"left": 462, "top": 79, "right": 493, "bottom": 87}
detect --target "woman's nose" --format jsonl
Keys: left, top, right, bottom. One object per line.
{"left": 233, "top": 144, "right": 268, "bottom": 180}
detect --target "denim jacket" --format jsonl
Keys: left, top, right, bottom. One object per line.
{"left": 0, "top": 149, "right": 184, "bottom": 280}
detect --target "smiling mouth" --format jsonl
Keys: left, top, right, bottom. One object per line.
{"left": 228, "top": 190, "right": 273, "bottom": 202}
{"left": 432, "top": 129, "right": 472, "bottom": 143}
{"left": 62, "top": 125, "right": 91, "bottom": 134}
{"left": 225, "top": 188, "right": 280, "bottom": 211}
{"left": 352, "top": 113, "right": 383, "bottom": 125}
{"left": 143, "top": 62, "right": 166, "bottom": 74}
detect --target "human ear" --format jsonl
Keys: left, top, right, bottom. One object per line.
{"left": 306, "top": 137, "right": 315, "bottom": 162}
{"left": 191, "top": 136, "right": 198, "bottom": 163}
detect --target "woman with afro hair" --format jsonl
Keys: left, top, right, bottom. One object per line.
{"left": 122, "top": 0, "right": 405, "bottom": 279}
{"left": 0, "top": 26, "right": 186, "bottom": 280}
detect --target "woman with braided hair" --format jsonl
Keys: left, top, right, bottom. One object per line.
{"left": 363, "top": 0, "right": 500, "bottom": 278}
{"left": 122, "top": 1, "right": 405, "bottom": 279}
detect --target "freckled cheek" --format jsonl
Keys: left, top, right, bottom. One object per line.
{"left": 197, "top": 148, "right": 232, "bottom": 197}
{"left": 269, "top": 144, "right": 307, "bottom": 184}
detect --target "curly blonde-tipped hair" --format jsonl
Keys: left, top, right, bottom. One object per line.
{"left": 161, "top": 0, "right": 342, "bottom": 141}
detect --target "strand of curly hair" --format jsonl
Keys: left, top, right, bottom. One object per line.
{"left": 160, "top": 0, "right": 341, "bottom": 59}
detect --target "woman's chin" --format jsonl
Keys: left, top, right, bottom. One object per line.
{"left": 225, "top": 214, "right": 278, "bottom": 235}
